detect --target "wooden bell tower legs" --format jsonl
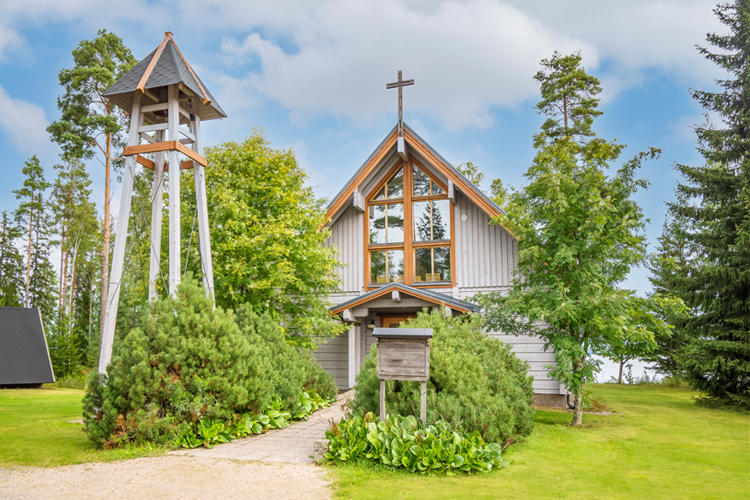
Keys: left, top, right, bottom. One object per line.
{"left": 98, "top": 94, "right": 143, "bottom": 373}
{"left": 167, "top": 84, "right": 181, "bottom": 296}
{"left": 98, "top": 83, "right": 217, "bottom": 373}
{"left": 148, "top": 130, "right": 165, "bottom": 302}
{"left": 191, "top": 115, "right": 215, "bottom": 299}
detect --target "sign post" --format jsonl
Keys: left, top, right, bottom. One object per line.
{"left": 373, "top": 327, "right": 432, "bottom": 425}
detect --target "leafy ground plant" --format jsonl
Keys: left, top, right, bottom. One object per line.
{"left": 175, "top": 390, "right": 333, "bottom": 449}
{"left": 325, "top": 409, "right": 507, "bottom": 474}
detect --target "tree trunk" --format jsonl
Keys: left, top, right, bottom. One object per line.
{"left": 24, "top": 193, "right": 33, "bottom": 308}
{"left": 571, "top": 353, "right": 586, "bottom": 426}
{"left": 100, "top": 132, "right": 111, "bottom": 340}
{"left": 618, "top": 359, "right": 625, "bottom": 384}
{"left": 571, "top": 390, "right": 584, "bottom": 426}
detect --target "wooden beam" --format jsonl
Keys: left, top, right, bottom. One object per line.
{"left": 168, "top": 34, "right": 211, "bottom": 105}
{"left": 343, "top": 309, "right": 355, "bottom": 322}
{"left": 325, "top": 130, "right": 398, "bottom": 221}
{"left": 139, "top": 123, "right": 169, "bottom": 134}
{"left": 141, "top": 102, "right": 169, "bottom": 113}
{"left": 403, "top": 128, "right": 514, "bottom": 237}
{"left": 397, "top": 136, "right": 408, "bottom": 160}
{"left": 392, "top": 290, "right": 401, "bottom": 303}
{"left": 135, "top": 155, "right": 155, "bottom": 170}
{"left": 448, "top": 180, "right": 456, "bottom": 205}
{"left": 139, "top": 132, "right": 157, "bottom": 144}
{"left": 123, "top": 141, "right": 207, "bottom": 166}
{"left": 136, "top": 33, "right": 171, "bottom": 94}
{"left": 353, "top": 188, "right": 365, "bottom": 212}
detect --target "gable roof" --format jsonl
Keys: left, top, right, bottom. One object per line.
{"left": 0, "top": 307, "right": 55, "bottom": 386}
{"left": 325, "top": 123, "right": 510, "bottom": 234}
{"left": 330, "top": 283, "right": 480, "bottom": 315}
{"left": 103, "top": 32, "right": 226, "bottom": 121}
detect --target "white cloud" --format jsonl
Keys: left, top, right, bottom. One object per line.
{"left": 0, "top": 21, "right": 22, "bottom": 61}
{"left": 218, "top": 0, "right": 593, "bottom": 129}
{"left": 0, "top": 84, "right": 49, "bottom": 154}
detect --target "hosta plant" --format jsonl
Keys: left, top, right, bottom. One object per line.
{"left": 325, "top": 409, "right": 507, "bottom": 474}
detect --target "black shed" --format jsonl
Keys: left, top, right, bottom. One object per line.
{"left": 0, "top": 307, "right": 55, "bottom": 388}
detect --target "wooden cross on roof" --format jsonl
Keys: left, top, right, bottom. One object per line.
{"left": 386, "top": 70, "right": 414, "bottom": 138}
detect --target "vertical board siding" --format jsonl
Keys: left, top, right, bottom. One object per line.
{"left": 313, "top": 331, "right": 349, "bottom": 390}
{"left": 454, "top": 192, "right": 517, "bottom": 288}
{"left": 325, "top": 205, "right": 364, "bottom": 293}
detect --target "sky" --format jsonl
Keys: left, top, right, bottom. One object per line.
{"left": 0, "top": 0, "right": 724, "bottom": 302}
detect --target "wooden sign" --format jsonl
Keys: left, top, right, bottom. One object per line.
{"left": 373, "top": 328, "right": 432, "bottom": 424}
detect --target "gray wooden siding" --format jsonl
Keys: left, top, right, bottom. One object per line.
{"left": 454, "top": 191, "right": 518, "bottom": 289}
{"left": 313, "top": 330, "right": 349, "bottom": 390}
{"left": 325, "top": 205, "right": 363, "bottom": 293}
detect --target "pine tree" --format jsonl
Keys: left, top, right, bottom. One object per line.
{"left": 47, "top": 30, "right": 136, "bottom": 339}
{"left": 0, "top": 211, "right": 24, "bottom": 307}
{"left": 12, "top": 156, "right": 50, "bottom": 307}
{"left": 667, "top": 0, "right": 750, "bottom": 408}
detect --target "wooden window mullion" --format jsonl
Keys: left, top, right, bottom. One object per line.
{"left": 404, "top": 161, "right": 413, "bottom": 284}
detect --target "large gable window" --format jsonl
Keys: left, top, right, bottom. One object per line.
{"left": 366, "top": 161, "right": 453, "bottom": 288}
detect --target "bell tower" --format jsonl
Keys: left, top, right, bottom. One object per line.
{"left": 98, "top": 32, "right": 226, "bottom": 372}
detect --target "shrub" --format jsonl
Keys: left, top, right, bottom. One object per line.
{"left": 84, "top": 277, "right": 338, "bottom": 448}
{"left": 84, "top": 277, "right": 271, "bottom": 447}
{"left": 351, "top": 310, "right": 534, "bottom": 445}
{"left": 325, "top": 409, "right": 507, "bottom": 474}
{"left": 236, "top": 305, "right": 338, "bottom": 414}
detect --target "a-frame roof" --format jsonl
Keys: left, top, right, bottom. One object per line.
{"left": 330, "top": 283, "right": 480, "bottom": 315}
{"left": 0, "top": 307, "right": 55, "bottom": 386}
{"left": 326, "top": 123, "right": 510, "bottom": 234}
{"left": 103, "top": 32, "right": 226, "bottom": 121}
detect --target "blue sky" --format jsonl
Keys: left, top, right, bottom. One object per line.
{"left": 0, "top": 0, "right": 722, "bottom": 297}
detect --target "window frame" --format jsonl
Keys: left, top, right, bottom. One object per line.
{"left": 364, "top": 158, "right": 455, "bottom": 290}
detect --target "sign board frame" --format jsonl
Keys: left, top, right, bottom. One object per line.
{"left": 373, "top": 327, "right": 432, "bottom": 424}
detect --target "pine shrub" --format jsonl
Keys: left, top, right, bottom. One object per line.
{"left": 350, "top": 310, "right": 534, "bottom": 445}
{"left": 84, "top": 277, "right": 271, "bottom": 447}
{"left": 83, "top": 277, "right": 338, "bottom": 448}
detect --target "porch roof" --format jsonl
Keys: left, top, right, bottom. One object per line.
{"left": 330, "top": 283, "right": 480, "bottom": 315}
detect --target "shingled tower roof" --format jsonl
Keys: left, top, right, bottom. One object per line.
{"left": 103, "top": 32, "right": 226, "bottom": 121}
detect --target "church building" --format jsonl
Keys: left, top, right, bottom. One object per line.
{"left": 314, "top": 75, "right": 568, "bottom": 405}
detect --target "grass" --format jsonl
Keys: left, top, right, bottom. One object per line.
{"left": 0, "top": 387, "right": 164, "bottom": 467}
{"left": 329, "top": 384, "right": 750, "bottom": 500}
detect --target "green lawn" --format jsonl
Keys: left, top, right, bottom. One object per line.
{"left": 0, "top": 387, "right": 163, "bottom": 467}
{"left": 330, "top": 384, "right": 750, "bottom": 500}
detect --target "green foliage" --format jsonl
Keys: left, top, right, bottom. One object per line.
{"left": 205, "top": 132, "right": 348, "bottom": 348}
{"left": 325, "top": 409, "right": 506, "bottom": 474}
{"left": 476, "top": 52, "right": 680, "bottom": 425}
{"left": 83, "top": 277, "right": 272, "bottom": 448}
{"left": 351, "top": 310, "right": 534, "bottom": 445}
{"left": 662, "top": 0, "right": 750, "bottom": 410}
{"left": 0, "top": 211, "right": 24, "bottom": 307}
{"left": 83, "top": 276, "right": 338, "bottom": 448}
{"left": 456, "top": 161, "right": 485, "bottom": 188}
{"left": 175, "top": 390, "right": 332, "bottom": 449}
{"left": 46, "top": 29, "right": 136, "bottom": 162}
{"left": 235, "top": 304, "right": 338, "bottom": 414}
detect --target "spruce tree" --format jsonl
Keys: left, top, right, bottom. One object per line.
{"left": 0, "top": 211, "right": 24, "bottom": 307}
{"left": 667, "top": 0, "right": 750, "bottom": 408}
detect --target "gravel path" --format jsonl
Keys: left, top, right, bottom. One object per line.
{"left": 0, "top": 456, "right": 331, "bottom": 500}
{"left": 171, "top": 391, "right": 352, "bottom": 463}
{"left": 0, "top": 392, "right": 352, "bottom": 500}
